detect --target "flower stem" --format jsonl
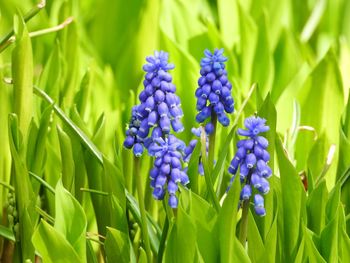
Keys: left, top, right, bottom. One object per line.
{"left": 239, "top": 199, "right": 249, "bottom": 246}
{"left": 208, "top": 113, "right": 217, "bottom": 172}
{"left": 202, "top": 115, "right": 220, "bottom": 212}
{"left": 158, "top": 200, "right": 172, "bottom": 263}
{"left": 134, "top": 156, "right": 152, "bottom": 262}
{"left": 239, "top": 170, "right": 252, "bottom": 247}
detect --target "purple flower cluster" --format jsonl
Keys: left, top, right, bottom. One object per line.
{"left": 138, "top": 51, "right": 184, "bottom": 135}
{"left": 123, "top": 51, "right": 184, "bottom": 157}
{"left": 124, "top": 51, "right": 189, "bottom": 208}
{"left": 195, "top": 49, "right": 234, "bottom": 127}
{"left": 124, "top": 106, "right": 151, "bottom": 156}
{"left": 148, "top": 135, "right": 189, "bottom": 207}
{"left": 228, "top": 116, "right": 271, "bottom": 216}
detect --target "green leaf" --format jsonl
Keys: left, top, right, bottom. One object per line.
{"left": 54, "top": 180, "right": 87, "bottom": 261}
{"left": 0, "top": 225, "right": 15, "bottom": 242}
{"left": 303, "top": 227, "right": 327, "bottom": 263}
{"left": 57, "top": 126, "right": 75, "bottom": 192}
{"left": 164, "top": 204, "right": 197, "bottom": 263}
{"left": 8, "top": 114, "right": 36, "bottom": 261}
{"left": 247, "top": 211, "right": 265, "bottom": 262}
{"left": 296, "top": 50, "right": 344, "bottom": 184}
{"left": 179, "top": 188, "right": 219, "bottom": 262}
{"left": 105, "top": 227, "right": 130, "bottom": 263}
{"left": 12, "top": 14, "right": 33, "bottom": 136}
{"left": 32, "top": 220, "right": 81, "bottom": 263}
{"left": 275, "top": 136, "right": 305, "bottom": 261}
{"left": 307, "top": 180, "right": 328, "bottom": 235}
{"left": 218, "top": 175, "right": 242, "bottom": 263}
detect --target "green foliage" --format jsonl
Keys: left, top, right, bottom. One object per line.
{"left": 0, "top": 0, "right": 350, "bottom": 262}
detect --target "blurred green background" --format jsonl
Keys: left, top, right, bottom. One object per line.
{"left": 1, "top": 0, "right": 350, "bottom": 262}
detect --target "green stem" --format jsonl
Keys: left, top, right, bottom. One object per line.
{"left": 201, "top": 119, "right": 220, "bottom": 212}
{"left": 208, "top": 114, "right": 217, "bottom": 172}
{"left": 157, "top": 201, "right": 171, "bottom": 263}
{"left": 239, "top": 199, "right": 249, "bottom": 246}
{"left": 134, "top": 156, "right": 152, "bottom": 262}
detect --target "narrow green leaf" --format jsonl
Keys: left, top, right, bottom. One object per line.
{"left": 218, "top": 175, "right": 241, "bottom": 263}
{"left": 12, "top": 14, "right": 33, "bottom": 137}
{"left": 275, "top": 136, "right": 305, "bottom": 261}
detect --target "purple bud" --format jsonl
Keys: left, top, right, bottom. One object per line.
{"left": 245, "top": 153, "right": 257, "bottom": 168}
{"left": 158, "top": 102, "right": 169, "bottom": 117}
{"left": 206, "top": 72, "right": 216, "bottom": 82}
{"left": 196, "top": 97, "right": 207, "bottom": 111}
{"left": 153, "top": 187, "right": 165, "bottom": 200}
{"left": 254, "top": 145, "right": 264, "bottom": 158}
{"left": 224, "top": 103, "right": 234, "bottom": 113}
{"left": 124, "top": 136, "right": 134, "bottom": 149}
{"left": 154, "top": 157, "right": 162, "bottom": 167}
{"left": 150, "top": 167, "right": 159, "bottom": 179}
{"left": 145, "top": 72, "right": 154, "bottom": 81}
{"left": 168, "top": 181, "right": 178, "bottom": 195}
{"left": 166, "top": 93, "right": 177, "bottom": 108}
{"left": 258, "top": 177, "right": 270, "bottom": 194}
{"left": 154, "top": 90, "right": 165, "bottom": 102}
{"left": 171, "top": 168, "right": 181, "bottom": 183}
{"left": 195, "top": 88, "right": 203, "bottom": 98}
{"left": 254, "top": 206, "right": 266, "bottom": 216}
{"left": 145, "top": 96, "right": 155, "bottom": 112}
{"left": 171, "top": 157, "right": 181, "bottom": 168}
{"left": 171, "top": 118, "right": 184, "bottom": 132}
{"left": 205, "top": 122, "right": 215, "bottom": 135}
{"left": 218, "top": 114, "right": 230, "bottom": 126}
{"left": 219, "top": 75, "right": 228, "bottom": 85}
{"left": 163, "top": 154, "right": 171, "bottom": 164}
{"left": 236, "top": 147, "right": 246, "bottom": 160}
{"left": 160, "top": 81, "right": 169, "bottom": 92}
{"left": 201, "top": 84, "right": 211, "bottom": 98}
{"left": 152, "top": 127, "right": 163, "bottom": 138}
{"left": 170, "top": 106, "right": 183, "bottom": 118}
{"left": 212, "top": 80, "right": 222, "bottom": 94}
{"left": 251, "top": 173, "right": 261, "bottom": 188}
{"left": 262, "top": 150, "right": 270, "bottom": 162}
{"left": 133, "top": 143, "right": 143, "bottom": 157}
{"left": 240, "top": 164, "right": 249, "bottom": 177}
{"left": 198, "top": 76, "right": 206, "bottom": 86}
{"left": 213, "top": 102, "right": 224, "bottom": 114}
{"left": 180, "top": 171, "right": 189, "bottom": 185}
{"left": 139, "top": 91, "right": 148, "bottom": 102}
{"left": 145, "top": 84, "right": 154, "bottom": 96}
{"left": 221, "top": 86, "right": 231, "bottom": 97}
{"left": 160, "top": 163, "right": 171, "bottom": 174}
{"left": 241, "top": 185, "right": 252, "bottom": 200}
{"left": 256, "top": 136, "right": 269, "bottom": 148}
{"left": 208, "top": 92, "right": 219, "bottom": 105}
{"left": 168, "top": 194, "right": 178, "bottom": 208}
{"left": 160, "top": 116, "right": 170, "bottom": 133}
{"left": 148, "top": 111, "right": 158, "bottom": 126}
{"left": 151, "top": 77, "right": 161, "bottom": 87}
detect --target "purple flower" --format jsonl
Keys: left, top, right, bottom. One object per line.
{"left": 148, "top": 135, "right": 189, "bottom": 208}
{"left": 195, "top": 49, "right": 234, "bottom": 127}
{"left": 227, "top": 116, "right": 271, "bottom": 216}
{"left": 124, "top": 51, "right": 185, "bottom": 156}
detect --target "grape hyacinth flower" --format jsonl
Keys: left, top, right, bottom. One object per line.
{"left": 148, "top": 135, "right": 189, "bottom": 208}
{"left": 195, "top": 48, "right": 234, "bottom": 127}
{"left": 136, "top": 50, "right": 184, "bottom": 140}
{"left": 228, "top": 116, "right": 271, "bottom": 216}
